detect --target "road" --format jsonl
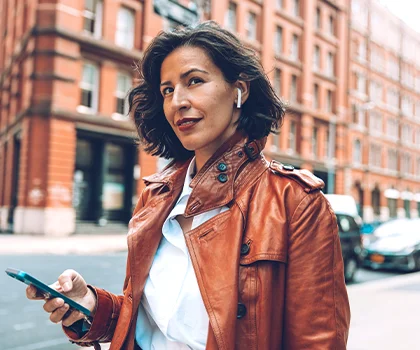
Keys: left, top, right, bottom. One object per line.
{"left": 0, "top": 254, "right": 402, "bottom": 349}
{"left": 1, "top": 254, "right": 127, "bottom": 350}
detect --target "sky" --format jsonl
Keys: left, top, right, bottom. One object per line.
{"left": 378, "top": 0, "right": 420, "bottom": 33}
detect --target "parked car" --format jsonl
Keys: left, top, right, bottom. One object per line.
{"left": 362, "top": 218, "right": 420, "bottom": 271}
{"left": 324, "top": 194, "right": 363, "bottom": 282}
{"left": 335, "top": 213, "right": 363, "bottom": 282}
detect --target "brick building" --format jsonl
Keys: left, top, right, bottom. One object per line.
{"left": 348, "top": 0, "right": 420, "bottom": 222}
{"left": 0, "top": 0, "right": 419, "bottom": 235}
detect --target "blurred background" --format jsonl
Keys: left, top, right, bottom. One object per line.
{"left": 0, "top": 0, "right": 419, "bottom": 349}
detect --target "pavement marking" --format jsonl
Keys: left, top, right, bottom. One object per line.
{"left": 6, "top": 338, "right": 69, "bottom": 350}
{"left": 13, "top": 322, "right": 36, "bottom": 331}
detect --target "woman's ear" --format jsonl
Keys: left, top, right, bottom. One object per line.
{"left": 235, "top": 80, "right": 250, "bottom": 106}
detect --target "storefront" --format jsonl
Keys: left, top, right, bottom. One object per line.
{"left": 73, "top": 131, "right": 137, "bottom": 225}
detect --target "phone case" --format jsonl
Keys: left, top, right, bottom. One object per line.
{"left": 5, "top": 267, "right": 92, "bottom": 317}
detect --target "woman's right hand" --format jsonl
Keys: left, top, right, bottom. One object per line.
{"left": 25, "top": 269, "right": 97, "bottom": 327}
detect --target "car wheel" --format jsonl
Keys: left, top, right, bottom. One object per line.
{"left": 344, "top": 258, "right": 358, "bottom": 282}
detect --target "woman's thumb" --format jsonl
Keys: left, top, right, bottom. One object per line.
{"left": 58, "top": 269, "right": 77, "bottom": 292}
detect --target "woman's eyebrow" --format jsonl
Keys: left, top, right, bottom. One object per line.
{"left": 160, "top": 68, "right": 209, "bottom": 86}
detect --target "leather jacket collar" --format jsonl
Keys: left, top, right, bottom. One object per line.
{"left": 142, "top": 131, "right": 267, "bottom": 217}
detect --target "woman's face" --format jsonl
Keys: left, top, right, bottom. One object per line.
{"left": 160, "top": 46, "right": 240, "bottom": 162}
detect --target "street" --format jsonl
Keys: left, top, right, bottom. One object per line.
{"left": 0, "top": 254, "right": 409, "bottom": 349}
{"left": 0, "top": 254, "right": 127, "bottom": 350}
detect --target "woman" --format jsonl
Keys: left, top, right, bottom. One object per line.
{"left": 26, "top": 21, "right": 350, "bottom": 349}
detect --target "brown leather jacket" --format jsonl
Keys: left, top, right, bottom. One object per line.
{"left": 66, "top": 133, "right": 350, "bottom": 349}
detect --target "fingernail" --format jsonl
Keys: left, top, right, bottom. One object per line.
{"left": 56, "top": 298, "right": 64, "bottom": 306}
{"left": 62, "top": 282, "right": 70, "bottom": 292}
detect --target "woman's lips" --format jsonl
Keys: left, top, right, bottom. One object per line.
{"left": 176, "top": 118, "right": 202, "bottom": 132}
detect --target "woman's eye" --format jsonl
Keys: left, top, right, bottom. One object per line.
{"left": 189, "top": 77, "right": 203, "bottom": 86}
{"left": 162, "top": 87, "right": 173, "bottom": 96}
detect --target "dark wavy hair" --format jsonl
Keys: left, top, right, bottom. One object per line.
{"left": 128, "top": 21, "right": 285, "bottom": 160}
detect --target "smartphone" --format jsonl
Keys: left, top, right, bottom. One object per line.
{"left": 5, "top": 267, "right": 91, "bottom": 317}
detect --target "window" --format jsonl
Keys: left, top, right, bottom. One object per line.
{"left": 246, "top": 12, "right": 257, "bottom": 41}
{"left": 328, "top": 15, "right": 334, "bottom": 35}
{"left": 315, "top": 8, "right": 321, "bottom": 30}
{"left": 402, "top": 96, "right": 413, "bottom": 116}
{"left": 291, "top": 34, "right": 299, "bottom": 60}
{"left": 289, "top": 120, "right": 297, "bottom": 152}
{"left": 313, "top": 45, "right": 320, "bottom": 71}
{"left": 369, "top": 143, "right": 382, "bottom": 168}
{"left": 370, "top": 80, "right": 382, "bottom": 102}
{"left": 115, "top": 72, "right": 131, "bottom": 116}
{"left": 326, "top": 90, "right": 333, "bottom": 112}
{"left": 387, "top": 88, "right": 399, "bottom": 109}
{"left": 326, "top": 52, "right": 334, "bottom": 76}
{"left": 353, "top": 139, "right": 362, "bottom": 164}
{"left": 369, "top": 112, "right": 382, "bottom": 134}
{"left": 115, "top": 7, "right": 135, "bottom": 49}
{"left": 290, "top": 75, "right": 298, "bottom": 102}
{"left": 352, "top": 104, "right": 365, "bottom": 126}
{"left": 79, "top": 62, "right": 99, "bottom": 112}
{"left": 372, "top": 188, "right": 380, "bottom": 216}
{"left": 292, "top": 0, "right": 300, "bottom": 17}
{"left": 357, "top": 74, "right": 366, "bottom": 94}
{"left": 83, "top": 0, "right": 103, "bottom": 38}
{"left": 274, "top": 26, "right": 283, "bottom": 56}
{"left": 402, "top": 124, "right": 413, "bottom": 144}
{"left": 313, "top": 84, "right": 319, "bottom": 109}
{"left": 386, "top": 118, "right": 398, "bottom": 139}
{"left": 312, "top": 127, "right": 318, "bottom": 156}
{"left": 274, "top": 69, "right": 281, "bottom": 96}
{"left": 388, "top": 149, "right": 397, "bottom": 171}
{"left": 417, "top": 157, "right": 420, "bottom": 176}
{"left": 388, "top": 58, "right": 399, "bottom": 80}
{"left": 358, "top": 40, "right": 366, "bottom": 60}
{"left": 226, "top": 2, "right": 237, "bottom": 32}
{"left": 402, "top": 153, "right": 412, "bottom": 175}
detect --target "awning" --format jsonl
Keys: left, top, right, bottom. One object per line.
{"left": 400, "top": 191, "right": 414, "bottom": 200}
{"left": 384, "top": 188, "right": 400, "bottom": 199}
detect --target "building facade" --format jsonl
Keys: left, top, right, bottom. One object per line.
{"left": 1, "top": 0, "right": 419, "bottom": 235}
{"left": 348, "top": 0, "right": 420, "bottom": 222}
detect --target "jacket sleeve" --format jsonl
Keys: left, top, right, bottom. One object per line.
{"left": 284, "top": 191, "right": 350, "bottom": 349}
{"left": 62, "top": 188, "right": 148, "bottom": 346}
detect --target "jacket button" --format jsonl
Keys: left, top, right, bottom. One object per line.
{"left": 237, "top": 303, "right": 247, "bottom": 319}
{"left": 217, "top": 162, "right": 227, "bottom": 172}
{"left": 217, "top": 173, "right": 228, "bottom": 183}
{"left": 240, "top": 243, "right": 250, "bottom": 255}
{"left": 283, "top": 164, "right": 294, "bottom": 171}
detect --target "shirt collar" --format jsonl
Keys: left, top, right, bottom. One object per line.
{"left": 179, "top": 157, "right": 196, "bottom": 199}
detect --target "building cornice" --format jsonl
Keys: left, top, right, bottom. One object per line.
{"left": 0, "top": 105, "right": 135, "bottom": 139}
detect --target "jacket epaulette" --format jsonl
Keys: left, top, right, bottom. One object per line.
{"left": 269, "top": 160, "right": 325, "bottom": 193}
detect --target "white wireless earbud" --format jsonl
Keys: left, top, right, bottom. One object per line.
{"left": 237, "top": 88, "right": 242, "bottom": 109}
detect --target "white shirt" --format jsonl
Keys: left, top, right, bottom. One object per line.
{"left": 135, "top": 158, "right": 228, "bottom": 350}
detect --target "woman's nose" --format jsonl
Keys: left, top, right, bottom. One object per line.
{"left": 171, "top": 86, "right": 191, "bottom": 111}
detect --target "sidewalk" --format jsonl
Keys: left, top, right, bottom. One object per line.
{"left": 347, "top": 271, "right": 420, "bottom": 350}
{"left": 0, "top": 233, "right": 128, "bottom": 255}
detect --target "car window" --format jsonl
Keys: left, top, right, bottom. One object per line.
{"left": 336, "top": 214, "right": 359, "bottom": 232}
